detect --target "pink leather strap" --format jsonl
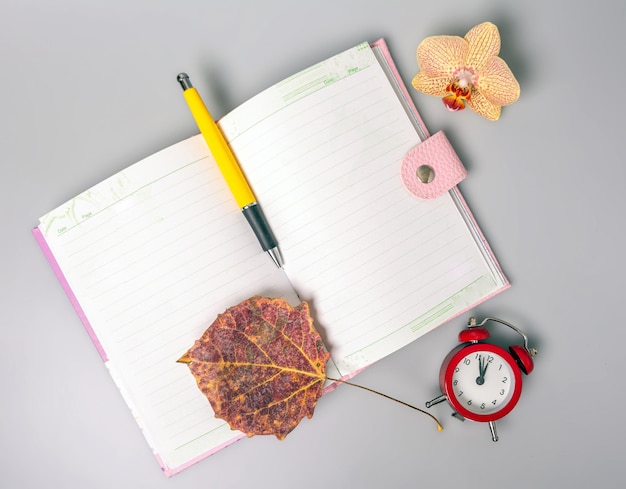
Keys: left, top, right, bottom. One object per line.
{"left": 401, "top": 131, "right": 467, "bottom": 199}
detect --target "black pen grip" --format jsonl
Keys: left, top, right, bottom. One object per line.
{"left": 242, "top": 203, "right": 278, "bottom": 252}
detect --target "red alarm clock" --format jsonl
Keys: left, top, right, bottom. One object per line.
{"left": 426, "top": 317, "right": 537, "bottom": 441}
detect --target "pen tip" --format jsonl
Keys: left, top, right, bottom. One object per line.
{"left": 177, "top": 73, "right": 192, "bottom": 91}
{"left": 268, "top": 247, "right": 284, "bottom": 268}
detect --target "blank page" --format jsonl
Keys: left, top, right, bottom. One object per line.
{"left": 220, "top": 43, "right": 506, "bottom": 376}
{"left": 36, "top": 135, "right": 298, "bottom": 472}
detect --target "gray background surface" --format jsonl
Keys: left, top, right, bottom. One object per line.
{"left": 2, "top": 1, "right": 624, "bottom": 487}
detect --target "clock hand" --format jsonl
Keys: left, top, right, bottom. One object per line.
{"left": 476, "top": 355, "right": 485, "bottom": 385}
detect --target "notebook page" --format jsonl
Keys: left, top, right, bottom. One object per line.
{"left": 219, "top": 43, "right": 506, "bottom": 376}
{"left": 37, "top": 135, "right": 297, "bottom": 472}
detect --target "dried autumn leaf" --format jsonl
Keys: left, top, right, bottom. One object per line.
{"left": 179, "top": 296, "right": 329, "bottom": 440}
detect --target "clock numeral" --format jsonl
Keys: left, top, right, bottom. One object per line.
{"left": 467, "top": 400, "right": 472, "bottom": 406}
{"left": 492, "top": 399, "right": 497, "bottom": 405}
{"left": 455, "top": 367, "right": 460, "bottom": 373}
{"left": 453, "top": 380, "right": 458, "bottom": 386}
{"left": 500, "top": 389, "right": 505, "bottom": 396}
{"left": 480, "top": 403, "right": 486, "bottom": 410}
{"left": 463, "top": 358, "right": 471, "bottom": 366}
{"left": 474, "top": 354, "right": 494, "bottom": 363}
{"left": 458, "top": 390, "right": 463, "bottom": 397}
{"left": 502, "top": 376, "right": 508, "bottom": 383}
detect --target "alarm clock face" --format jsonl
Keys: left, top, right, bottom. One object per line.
{"left": 443, "top": 343, "right": 523, "bottom": 421}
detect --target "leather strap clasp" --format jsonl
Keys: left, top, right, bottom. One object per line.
{"left": 401, "top": 131, "right": 467, "bottom": 199}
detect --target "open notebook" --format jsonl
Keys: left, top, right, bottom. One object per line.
{"left": 34, "top": 39, "right": 508, "bottom": 476}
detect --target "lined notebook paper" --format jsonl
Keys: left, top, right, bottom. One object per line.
{"left": 34, "top": 40, "right": 508, "bottom": 476}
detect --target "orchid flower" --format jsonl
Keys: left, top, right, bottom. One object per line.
{"left": 412, "top": 22, "right": 520, "bottom": 121}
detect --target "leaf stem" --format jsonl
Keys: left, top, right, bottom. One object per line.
{"left": 326, "top": 377, "right": 443, "bottom": 432}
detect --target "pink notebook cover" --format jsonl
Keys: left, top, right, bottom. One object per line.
{"left": 33, "top": 38, "right": 509, "bottom": 477}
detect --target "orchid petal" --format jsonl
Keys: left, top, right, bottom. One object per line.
{"left": 465, "top": 88, "right": 502, "bottom": 121}
{"left": 442, "top": 94, "right": 466, "bottom": 112}
{"left": 417, "top": 35, "right": 468, "bottom": 77}
{"left": 476, "top": 56, "right": 520, "bottom": 106}
{"left": 411, "top": 72, "right": 450, "bottom": 96}
{"left": 412, "top": 22, "right": 519, "bottom": 120}
{"left": 464, "top": 22, "right": 501, "bottom": 72}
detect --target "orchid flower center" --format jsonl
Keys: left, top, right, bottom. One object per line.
{"left": 442, "top": 67, "right": 477, "bottom": 112}
{"left": 454, "top": 68, "right": 476, "bottom": 89}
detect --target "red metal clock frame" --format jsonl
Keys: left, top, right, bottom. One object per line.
{"left": 439, "top": 342, "right": 524, "bottom": 422}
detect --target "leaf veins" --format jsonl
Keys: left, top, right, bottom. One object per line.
{"left": 178, "top": 296, "right": 329, "bottom": 440}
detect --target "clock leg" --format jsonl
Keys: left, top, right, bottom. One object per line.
{"left": 488, "top": 421, "right": 499, "bottom": 442}
{"left": 425, "top": 394, "right": 447, "bottom": 408}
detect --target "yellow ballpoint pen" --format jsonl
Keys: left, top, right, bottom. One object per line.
{"left": 177, "top": 73, "right": 283, "bottom": 268}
